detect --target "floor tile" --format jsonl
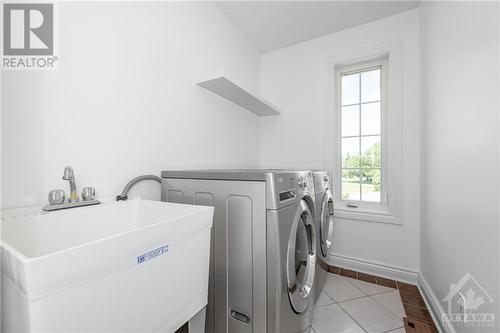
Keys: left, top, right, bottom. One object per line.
{"left": 348, "top": 277, "right": 395, "bottom": 296}
{"left": 397, "top": 281, "right": 420, "bottom": 295}
{"left": 339, "top": 297, "right": 403, "bottom": 333}
{"left": 400, "top": 291, "right": 426, "bottom": 308}
{"left": 357, "top": 272, "right": 377, "bottom": 284}
{"left": 403, "top": 303, "right": 433, "bottom": 323}
{"left": 384, "top": 328, "right": 405, "bottom": 333}
{"left": 312, "top": 303, "right": 365, "bottom": 333}
{"left": 329, "top": 266, "right": 341, "bottom": 274}
{"left": 315, "top": 291, "right": 335, "bottom": 307}
{"left": 322, "top": 276, "right": 366, "bottom": 302}
{"left": 376, "top": 277, "right": 397, "bottom": 289}
{"left": 404, "top": 317, "right": 438, "bottom": 333}
{"left": 371, "top": 290, "right": 406, "bottom": 319}
{"left": 327, "top": 272, "right": 341, "bottom": 279}
{"left": 339, "top": 268, "right": 357, "bottom": 279}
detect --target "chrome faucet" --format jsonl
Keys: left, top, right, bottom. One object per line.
{"left": 43, "top": 166, "right": 100, "bottom": 211}
{"left": 62, "top": 166, "right": 79, "bottom": 202}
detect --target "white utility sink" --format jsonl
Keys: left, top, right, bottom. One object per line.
{"left": 1, "top": 199, "right": 214, "bottom": 332}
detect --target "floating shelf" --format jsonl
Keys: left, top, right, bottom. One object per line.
{"left": 197, "top": 75, "right": 281, "bottom": 117}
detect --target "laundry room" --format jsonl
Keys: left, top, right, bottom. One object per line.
{"left": 1, "top": 1, "right": 498, "bottom": 333}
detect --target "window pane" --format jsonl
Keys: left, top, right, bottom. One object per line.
{"left": 341, "top": 73, "right": 359, "bottom": 105}
{"left": 361, "top": 102, "right": 381, "bottom": 135}
{"left": 342, "top": 137, "right": 360, "bottom": 168}
{"left": 361, "top": 169, "right": 381, "bottom": 202}
{"left": 361, "top": 69, "right": 380, "bottom": 103}
{"left": 341, "top": 105, "right": 359, "bottom": 137}
{"left": 361, "top": 136, "right": 381, "bottom": 168}
{"left": 342, "top": 169, "right": 360, "bottom": 201}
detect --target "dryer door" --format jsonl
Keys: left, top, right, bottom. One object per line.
{"left": 320, "top": 190, "right": 334, "bottom": 257}
{"left": 287, "top": 199, "right": 316, "bottom": 314}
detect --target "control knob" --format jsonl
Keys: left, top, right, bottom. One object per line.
{"left": 298, "top": 177, "right": 308, "bottom": 190}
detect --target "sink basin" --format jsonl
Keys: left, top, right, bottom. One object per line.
{"left": 1, "top": 199, "right": 214, "bottom": 332}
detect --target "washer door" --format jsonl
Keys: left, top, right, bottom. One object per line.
{"left": 320, "top": 190, "right": 334, "bottom": 257}
{"left": 287, "top": 199, "right": 316, "bottom": 314}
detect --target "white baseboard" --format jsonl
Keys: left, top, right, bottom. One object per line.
{"left": 327, "top": 254, "right": 418, "bottom": 285}
{"left": 418, "top": 273, "right": 456, "bottom": 333}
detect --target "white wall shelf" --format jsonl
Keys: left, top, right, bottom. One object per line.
{"left": 197, "top": 75, "right": 281, "bottom": 117}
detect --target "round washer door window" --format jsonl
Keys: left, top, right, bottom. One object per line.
{"left": 320, "top": 190, "right": 334, "bottom": 257}
{"left": 287, "top": 199, "right": 316, "bottom": 314}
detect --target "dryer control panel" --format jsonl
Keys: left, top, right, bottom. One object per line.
{"left": 313, "top": 171, "right": 331, "bottom": 192}
{"left": 322, "top": 175, "right": 330, "bottom": 190}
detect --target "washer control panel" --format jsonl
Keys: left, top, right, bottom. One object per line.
{"left": 298, "top": 173, "right": 314, "bottom": 192}
{"left": 298, "top": 176, "right": 307, "bottom": 190}
{"left": 272, "top": 171, "right": 315, "bottom": 208}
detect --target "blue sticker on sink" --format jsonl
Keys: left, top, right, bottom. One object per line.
{"left": 137, "top": 245, "right": 168, "bottom": 264}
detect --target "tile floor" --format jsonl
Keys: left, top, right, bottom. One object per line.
{"left": 312, "top": 273, "right": 406, "bottom": 333}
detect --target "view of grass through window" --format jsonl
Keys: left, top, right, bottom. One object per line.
{"left": 340, "top": 66, "right": 382, "bottom": 203}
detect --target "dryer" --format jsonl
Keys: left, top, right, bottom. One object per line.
{"left": 161, "top": 170, "right": 317, "bottom": 333}
{"left": 312, "top": 171, "right": 334, "bottom": 304}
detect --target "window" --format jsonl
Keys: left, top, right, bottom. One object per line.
{"left": 333, "top": 56, "right": 394, "bottom": 220}
{"left": 339, "top": 64, "right": 384, "bottom": 204}
{"left": 327, "top": 42, "right": 403, "bottom": 224}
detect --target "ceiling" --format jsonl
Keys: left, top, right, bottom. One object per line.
{"left": 215, "top": 1, "right": 419, "bottom": 53}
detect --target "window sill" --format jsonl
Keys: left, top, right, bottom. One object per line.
{"left": 334, "top": 207, "right": 401, "bottom": 225}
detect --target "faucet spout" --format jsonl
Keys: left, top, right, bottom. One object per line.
{"left": 63, "top": 166, "right": 79, "bottom": 202}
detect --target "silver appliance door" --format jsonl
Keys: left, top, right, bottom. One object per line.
{"left": 287, "top": 199, "right": 316, "bottom": 314}
{"left": 320, "top": 190, "right": 334, "bottom": 257}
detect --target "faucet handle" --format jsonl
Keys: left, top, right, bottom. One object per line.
{"left": 82, "top": 187, "right": 96, "bottom": 201}
{"left": 48, "top": 190, "right": 66, "bottom": 205}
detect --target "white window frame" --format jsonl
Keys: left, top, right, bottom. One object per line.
{"left": 323, "top": 41, "right": 403, "bottom": 225}
{"left": 337, "top": 59, "right": 388, "bottom": 208}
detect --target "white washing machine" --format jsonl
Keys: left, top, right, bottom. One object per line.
{"left": 161, "top": 170, "right": 317, "bottom": 333}
{"left": 312, "top": 171, "right": 334, "bottom": 304}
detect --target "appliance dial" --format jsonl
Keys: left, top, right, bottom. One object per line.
{"left": 299, "top": 177, "right": 307, "bottom": 190}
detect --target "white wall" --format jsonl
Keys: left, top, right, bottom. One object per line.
{"left": 1, "top": 2, "right": 261, "bottom": 208}
{"left": 420, "top": 2, "right": 499, "bottom": 329}
{"left": 260, "top": 10, "right": 420, "bottom": 272}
